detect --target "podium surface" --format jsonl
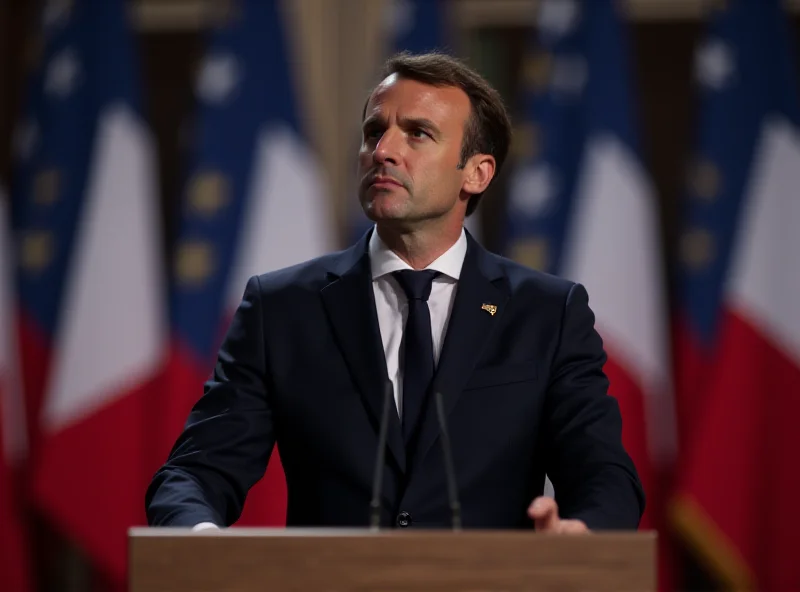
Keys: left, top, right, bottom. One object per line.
{"left": 129, "top": 527, "right": 656, "bottom": 591}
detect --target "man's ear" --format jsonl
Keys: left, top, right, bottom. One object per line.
{"left": 461, "top": 154, "right": 496, "bottom": 195}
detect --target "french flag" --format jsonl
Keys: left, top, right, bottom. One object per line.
{"left": 14, "top": 0, "right": 166, "bottom": 583}
{"left": 503, "top": 0, "right": 675, "bottom": 581}
{"left": 671, "top": 1, "right": 800, "bottom": 589}
{"left": 157, "top": 0, "right": 335, "bottom": 527}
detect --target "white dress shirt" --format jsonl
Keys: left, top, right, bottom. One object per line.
{"left": 369, "top": 226, "right": 467, "bottom": 415}
{"left": 192, "top": 227, "right": 467, "bottom": 531}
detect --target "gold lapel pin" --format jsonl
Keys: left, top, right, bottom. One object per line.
{"left": 481, "top": 303, "right": 497, "bottom": 316}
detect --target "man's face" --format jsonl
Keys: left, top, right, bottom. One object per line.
{"left": 357, "top": 75, "right": 472, "bottom": 226}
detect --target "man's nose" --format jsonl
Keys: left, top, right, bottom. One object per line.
{"left": 373, "top": 128, "right": 402, "bottom": 165}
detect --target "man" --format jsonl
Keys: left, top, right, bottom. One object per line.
{"left": 146, "top": 51, "right": 644, "bottom": 532}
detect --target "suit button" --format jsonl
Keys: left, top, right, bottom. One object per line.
{"left": 396, "top": 511, "right": 412, "bottom": 527}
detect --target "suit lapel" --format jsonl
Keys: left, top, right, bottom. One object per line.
{"left": 320, "top": 233, "right": 406, "bottom": 473}
{"left": 413, "top": 235, "right": 510, "bottom": 469}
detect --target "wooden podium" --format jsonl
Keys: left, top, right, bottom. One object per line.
{"left": 129, "top": 527, "right": 656, "bottom": 591}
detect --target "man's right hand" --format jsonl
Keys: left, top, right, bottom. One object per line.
{"left": 528, "top": 497, "right": 589, "bottom": 534}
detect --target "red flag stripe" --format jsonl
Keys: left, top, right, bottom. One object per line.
{"left": 673, "top": 309, "right": 800, "bottom": 590}
{"left": 0, "top": 443, "right": 32, "bottom": 592}
{"left": 33, "top": 377, "right": 158, "bottom": 580}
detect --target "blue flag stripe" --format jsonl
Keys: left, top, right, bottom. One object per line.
{"left": 504, "top": 0, "right": 639, "bottom": 275}
{"left": 13, "top": 0, "right": 144, "bottom": 335}
{"left": 677, "top": 0, "right": 800, "bottom": 344}
{"left": 170, "top": 0, "right": 306, "bottom": 360}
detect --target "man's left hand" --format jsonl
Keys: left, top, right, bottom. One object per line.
{"left": 528, "top": 497, "right": 589, "bottom": 533}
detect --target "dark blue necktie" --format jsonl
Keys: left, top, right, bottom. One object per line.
{"left": 393, "top": 269, "right": 439, "bottom": 448}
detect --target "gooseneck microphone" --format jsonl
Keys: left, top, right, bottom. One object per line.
{"left": 434, "top": 390, "right": 462, "bottom": 530}
{"left": 369, "top": 380, "right": 394, "bottom": 530}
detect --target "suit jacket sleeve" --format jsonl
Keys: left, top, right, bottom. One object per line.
{"left": 145, "top": 275, "right": 275, "bottom": 527}
{"left": 542, "top": 282, "right": 645, "bottom": 530}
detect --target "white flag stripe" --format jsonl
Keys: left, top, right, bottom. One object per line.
{"left": 727, "top": 116, "right": 800, "bottom": 366}
{"left": 561, "top": 134, "right": 675, "bottom": 460}
{"left": 43, "top": 105, "right": 165, "bottom": 430}
{"left": 226, "top": 124, "right": 336, "bottom": 311}
{"left": 0, "top": 189, "right": 27, "bottom": 462}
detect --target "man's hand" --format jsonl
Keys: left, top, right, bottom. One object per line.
{"left": 528, "top": 497, "right": 589, "bottom": 533}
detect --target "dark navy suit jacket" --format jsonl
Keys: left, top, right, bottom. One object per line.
{"left": 145, "top": 230, "right": 644, "bottom": 530}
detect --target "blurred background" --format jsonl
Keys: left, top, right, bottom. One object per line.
{"left": 1, "top": 0, "right": 799, "bottom": 590}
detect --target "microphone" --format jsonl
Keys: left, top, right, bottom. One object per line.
{"left": 369, "top": 380, "right": 394, "bottom": 530}
{"left": 434, "top": 391, "right": 462, "bottom": 530}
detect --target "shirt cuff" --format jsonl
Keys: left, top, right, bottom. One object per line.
{"left": 192, "top": 522, "right": 220, "bottom": 532}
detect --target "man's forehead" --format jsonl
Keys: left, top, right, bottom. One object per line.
{"left": 364, "top": 75, "right": 470, "bottom": 120}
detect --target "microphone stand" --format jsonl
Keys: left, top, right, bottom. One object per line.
{"left": 369, "top": 381, "right": 393, "bottom": 530}
{"left": 434, "top": 391, "right": 462, "bottom": 530}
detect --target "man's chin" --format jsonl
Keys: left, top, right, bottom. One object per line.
{"left": 360, "top": 197, "right": 409, "bottom": 221}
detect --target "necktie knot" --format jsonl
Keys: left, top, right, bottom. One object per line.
{"left": 393, "top": 269, "right": 439, "bottom": 302}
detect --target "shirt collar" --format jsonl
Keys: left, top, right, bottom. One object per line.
{"left": 368, "top": 225, "right": 467, "bottom": 281}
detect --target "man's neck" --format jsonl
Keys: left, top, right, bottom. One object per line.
{"left": 376, "top": 221, "right": 463, "bottom": 270}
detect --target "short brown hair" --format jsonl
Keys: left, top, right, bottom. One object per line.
{"left": 363, "top": 51, "right": 512, "bottom": 216}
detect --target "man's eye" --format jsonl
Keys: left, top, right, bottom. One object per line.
{"left": 411, "top": 129, "right": 430, "bottom": 139}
